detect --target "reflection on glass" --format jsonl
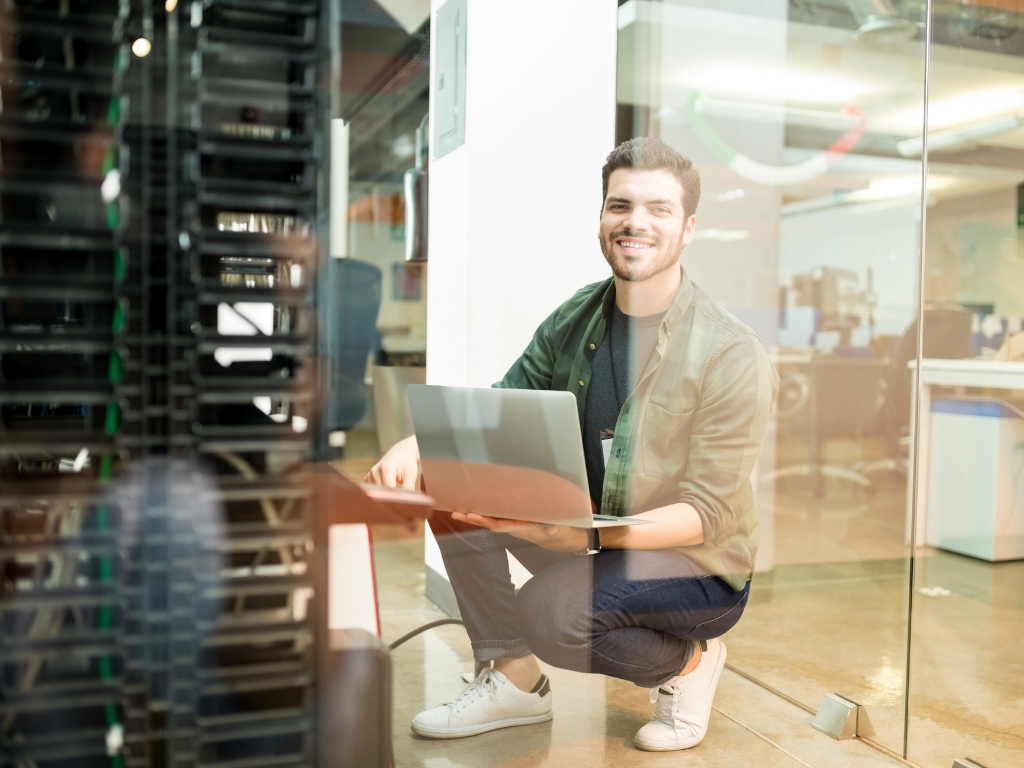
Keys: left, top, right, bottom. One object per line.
{"left": 908, "top": 3, "right": 1024, "bottom": 766}
{"left": 618, "top": 0, "right": 927, "bottom": 755}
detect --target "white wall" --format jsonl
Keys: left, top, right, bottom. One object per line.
{"left": 424, "top": 0, "right": 619, "bottom": 597}
{"left": 426, "top": 0, "right": 619, "bottom": 388}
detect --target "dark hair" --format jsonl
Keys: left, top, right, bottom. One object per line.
{"left": 601, "top": 137, "right": 701, "bottom": 219}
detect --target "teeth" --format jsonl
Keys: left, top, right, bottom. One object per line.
{"left": 620, "top": 241, "right": 652, "bottom": 248}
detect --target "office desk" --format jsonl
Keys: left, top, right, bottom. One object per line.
{"left": 907, "top": 359, "right": 1024, "bottom": 545}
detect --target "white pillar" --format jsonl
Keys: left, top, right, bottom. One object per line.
{"left": 426, "top": 0, "right": 619, "bottom": 388}
{"left": 423, "top": 0, "right": 619, "bottom": 604}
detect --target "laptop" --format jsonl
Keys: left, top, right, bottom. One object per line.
{"left": 407, "top": 385, "right": 650, "bottom": 529}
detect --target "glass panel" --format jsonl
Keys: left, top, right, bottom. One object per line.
{"left": 617, "top": 0, "right": 927, "bottom": 754}
{"left": 907, "top": 2, "right": 1024, "bottom": 766}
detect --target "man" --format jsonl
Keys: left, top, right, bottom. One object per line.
{"left": 367, "top": 137, "right": 777, "bottom": 751}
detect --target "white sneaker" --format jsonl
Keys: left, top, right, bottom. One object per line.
{"left": 634, "top": 639, "right": 727, "bottom": 751}
{"left": 411, "top": 668, "right": 553, "bottom": 739}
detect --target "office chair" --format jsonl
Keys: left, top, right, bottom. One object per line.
{"left": 763, "top": 356, "right": 888, "bottom": 495}
{"left": 856, "top": 308, "right": 973, "bottom": 476}
{"left": 321, "top": 258, "right": 383, "bottom": 448}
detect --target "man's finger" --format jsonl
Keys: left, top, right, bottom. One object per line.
{"left": 399, "top": 467, "right": 418, "bottom": 490}
{"left": 379, "top": 462, "right": 399, "bottom": 489}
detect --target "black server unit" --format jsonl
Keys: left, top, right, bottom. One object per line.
{"left": 1, "top": 1, "right": 337, "bottom": 766}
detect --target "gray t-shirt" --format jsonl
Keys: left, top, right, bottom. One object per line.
{"left": 583, "top": 304, "right": 665, "bottom": 510}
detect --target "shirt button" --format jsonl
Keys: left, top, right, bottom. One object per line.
{"left": 579, "top": 380, "right": 585, "bottom": 387}
{"left": 589, "top": 343, "right": 596, "bottom": 350}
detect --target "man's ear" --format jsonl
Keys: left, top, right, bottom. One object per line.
{"left": 682, "top": 214, "right": 697, "bottom": 246}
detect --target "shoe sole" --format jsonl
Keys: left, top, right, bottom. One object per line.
{"left": 633, "top": 641, "right": 728, "bottom": 752}
{"left": 411, "top": 710, "right": 553, "bottom": 739}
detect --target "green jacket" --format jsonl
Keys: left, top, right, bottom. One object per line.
{"left": 497, "top": 269, "right": 778, "bottom": 590}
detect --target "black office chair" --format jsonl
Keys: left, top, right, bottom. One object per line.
{"left": 321, "top": 258, "right": 383, "bottom": 448}
{"left": 856, "top": 308, "right": 973, "bottom": 476}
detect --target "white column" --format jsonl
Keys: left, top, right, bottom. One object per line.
{"left": 426, "top": 0, "right": 618, "bottom": 388}
{"left": 423, "top": 0, "right": 619, "bottom": 600}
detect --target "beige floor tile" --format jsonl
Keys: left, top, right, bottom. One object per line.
{"left": 367, "top": 431, "right": 1023, "bottom": 768}
{"left": 374, "top": 534, "right": 907, "bottom": 768}
{"left": 905, "top": 551, "right": 1024, "bottom": 768}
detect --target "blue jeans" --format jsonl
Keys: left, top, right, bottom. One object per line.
{"left": 429, "top": 513, "right": 750, "bottom": 688}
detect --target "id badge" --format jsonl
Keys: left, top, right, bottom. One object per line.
{"left": 602, "top": 437, "right": 614, "bottom": 468}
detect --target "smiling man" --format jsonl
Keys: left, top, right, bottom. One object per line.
{"left": 367, "top": 137, "right": 778, "bottom": 751}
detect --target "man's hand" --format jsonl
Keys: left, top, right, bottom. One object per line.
{"left": 450, "top": 510, "right": 588, "bottom": 553}
{"left": 365, "top": 435, "right": 420, "bottom": 490}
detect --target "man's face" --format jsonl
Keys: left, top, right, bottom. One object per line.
{"left": 598, "top": 168, "right": 695, "bottom": 283}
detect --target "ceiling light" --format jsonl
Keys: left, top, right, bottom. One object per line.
{"left": 693, "top": 98, "right": 862, "bottom": 131}
{"left": 888, "top": 87, "right": 1024, "bottom": 134}
{"left": 165, "top": 0, "right": 177, "bottom": 10}
{"left": 715, "top": 189, "right": 746, "bottom": 202}
{"left": 693, "top": 228, "right": 751, "bottom": 242}
{"left": 897, "top": 111, "right": 1024, "bottom": 157}
{"left": 132, "top": 38, "right": 152, "bottom": 57}
{"left": 685, "top": 66, "right": 866, "bottom": 104}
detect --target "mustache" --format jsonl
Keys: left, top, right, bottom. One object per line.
{"left": 607, "top": 227, "right": 659, "bottom": 244}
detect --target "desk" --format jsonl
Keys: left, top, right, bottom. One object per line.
{"left": 907, "top": 359, "right": 1024, "bottom": 545}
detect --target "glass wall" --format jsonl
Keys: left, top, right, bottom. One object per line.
{"left": 619, "top": 1, "right": 1024, "bottom": 765}
{"left": 908, "top": 2, "right": 1024, "bottom": 766}
{"left": 618, "top": 0, "right": 927, "bottom": 755}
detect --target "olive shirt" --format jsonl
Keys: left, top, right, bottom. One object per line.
{"left": 496, "top": 269, "right": 779, "bottom": 591}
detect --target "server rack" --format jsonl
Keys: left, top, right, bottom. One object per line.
{"left": 1, "top": 1, "right": 332, "bottom": 765}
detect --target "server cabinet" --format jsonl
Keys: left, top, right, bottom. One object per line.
{"left": 1, "top": 1, "right": 335, "bottom": 765}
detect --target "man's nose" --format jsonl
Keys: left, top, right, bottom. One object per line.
{"left": 624, "top": 206, "right": 651, "bottom": 231}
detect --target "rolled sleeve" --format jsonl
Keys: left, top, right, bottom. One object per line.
{"left": 677, "top": 332, "right": 778, "bottom": 544}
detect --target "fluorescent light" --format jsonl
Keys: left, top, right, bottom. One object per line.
{"left": 781, "top": 175, "right": 954, "bottom": 216}
{"left": 887, "top": 87, "right": 1024, "bottom": 134}
{"left": 897, "top": 111, "right": 1024, "bottom": 157}
{"left": 715, "top": 189, "right": 746, "bottom": 202}
{"left": 693, "top": 98, "right": 862, "bottom": 131}
{"left": 684, "top": 66, "right": 866, "bottom": 104}
{"left": 132, "top": 38, "right": 151, "bottom": 57}
{"left": 693, "top": 228, "right": 751, "bottom": 242}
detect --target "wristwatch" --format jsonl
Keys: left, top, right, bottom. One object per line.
{"left": 575, "top": 527, "right": 601, "bottom": 556}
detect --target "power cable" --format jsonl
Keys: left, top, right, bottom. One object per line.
{"left": 388, "top": 619, "right": 464, "bottom": 651}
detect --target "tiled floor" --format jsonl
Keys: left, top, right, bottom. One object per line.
{"left": 343, "top": 428, "right": 1024, "bottom": 768}
{"left": 373, "top": 533, "right": 902, "bottom": 768}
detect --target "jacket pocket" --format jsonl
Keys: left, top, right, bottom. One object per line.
{"left": 641, "top": 402, "right": 695, "bottom": 479}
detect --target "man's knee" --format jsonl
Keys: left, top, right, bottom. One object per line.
{"left": 514, "top": 574, "right": 590, "bottom": 664}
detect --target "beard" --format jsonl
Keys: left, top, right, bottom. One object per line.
{"left": 599, "top": 226, "right": 685, "bottom": 283}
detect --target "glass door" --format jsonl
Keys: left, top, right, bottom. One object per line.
{"left": 617, "top": 0, "right": 928, "bottom": 755}
{"left": 908, "top": 2, "right": 1024, "bottom": 766}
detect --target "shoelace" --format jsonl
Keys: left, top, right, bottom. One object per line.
{"left": 648, "top": 686, "right": 676, "bottom": 725}
{"left": 448, "top": 668, "right": 500, "bottom": 714}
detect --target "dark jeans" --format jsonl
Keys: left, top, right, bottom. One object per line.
{"left": 429, "top": 512, "right": 750, "bottom": 688}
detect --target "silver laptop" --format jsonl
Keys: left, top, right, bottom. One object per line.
{"left": 407, "top": 385, "right": 650, "bottom": 529}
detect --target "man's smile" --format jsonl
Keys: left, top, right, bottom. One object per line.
{"left": 615, "top": 237, "right": 656, "bottom": 253}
